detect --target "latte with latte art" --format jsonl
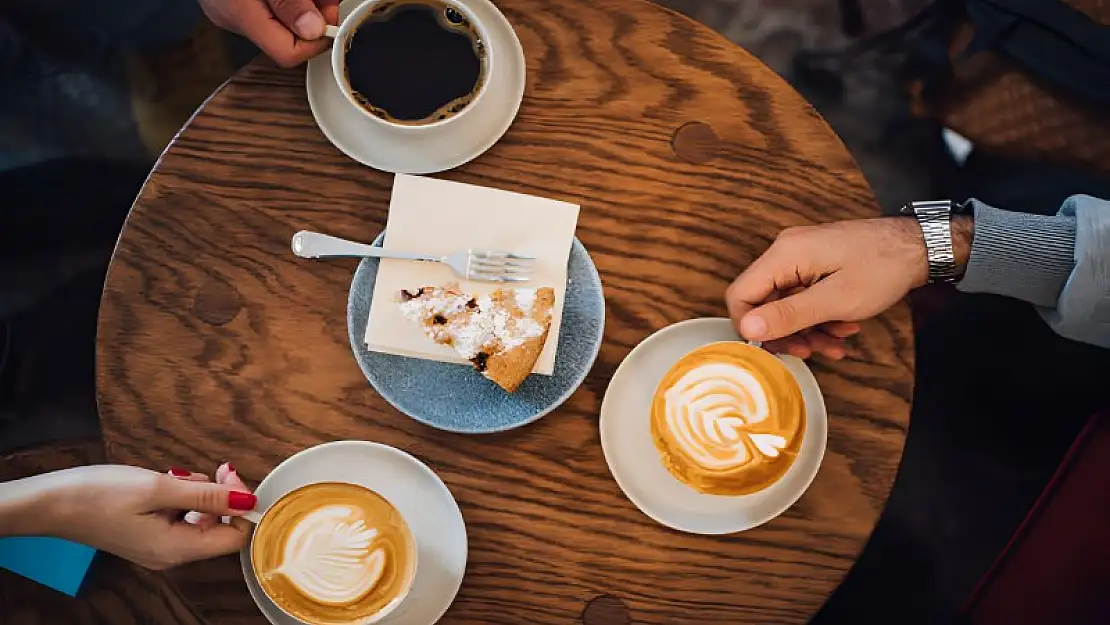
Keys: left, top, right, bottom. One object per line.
{"left": 651, "top": 342, "right": 806, "bottom": 496}
{"left": 251, "top": 482, "right": 416, "bottom": 625}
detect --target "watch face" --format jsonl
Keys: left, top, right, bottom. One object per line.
{"left": 903, "top": 200, "right": 968, "bottom": 216}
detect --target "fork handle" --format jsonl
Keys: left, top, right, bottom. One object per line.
{"left": 291, "top": 231, "right": 439, "bottom": 262}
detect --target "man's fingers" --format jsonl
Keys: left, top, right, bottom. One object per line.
{"left": 726, "top": 252, "right": 789, "bottom": 332}
{"left": 803, "top": 330, "right": 847, "bottom": 360}
{"left": 266, "top": 0, "right": 327, "bottom": 39}
{"left": 154, "top": 475, "right": 257, "bottom": 516}
{"left": 741, "top": 278, "right": 842, "bottom": 342}
{"left": 820, "top": 321, "right": 861, "bottom": 338}
{"left": 243, "top": 19, "right": 330, "bottom": 67}
{"left": 318, "top": 0, "right": 340, "bottom": 25}
{"left": 235, "top": 1, "right": 330, "bottom": 67}
{"left": 726, "top": 230, "right": 830, "bottom": 341}
{"left": 763, "top": 336, "right": 810, "bottom": 359}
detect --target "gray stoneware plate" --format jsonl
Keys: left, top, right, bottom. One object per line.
{"left": 348, "top": 233, "right": 605, "bottom": 433}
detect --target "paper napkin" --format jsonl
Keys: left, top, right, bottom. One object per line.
{"left": 365, "top": 174, "right": 580, "bottom": 375}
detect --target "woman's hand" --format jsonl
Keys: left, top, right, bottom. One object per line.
{"left": 33, "top": 463, "right": 257, "bottom": 570}
{"left": 199, "top": 0, "right": 340, "bottom": 68}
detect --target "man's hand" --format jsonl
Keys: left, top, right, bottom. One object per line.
{"left": 726, "top": 217, "right": 971, "bottom": 359}
{"left": 200, "top": 0, "right": 340, "bottom": 68}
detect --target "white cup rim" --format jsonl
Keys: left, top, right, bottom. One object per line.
{"left": 248, "top": 480, "right": 419, "bottom": 625}
{"left": 329, "top": 0, "right": 493, "bottom": 132}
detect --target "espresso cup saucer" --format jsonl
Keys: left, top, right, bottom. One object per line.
{"left": 306, "top": 0, "right": 526, "bottom": 174}
{"left": 239, "top": 441, "right": 467, "bottom": 625}
{"left": 599, "top": 318, "right": 829, "bottom": 535}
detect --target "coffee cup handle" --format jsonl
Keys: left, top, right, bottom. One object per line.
{"left": 324, "top": 24, "right": 340, "bottom": 39}
{"left": 228, "top": 510, "right": 260, "bottom": 533}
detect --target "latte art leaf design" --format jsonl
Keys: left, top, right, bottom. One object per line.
{"left": 664, "top": 363, "right": 775, "bottom": 471}
{"left": 276, "top": 505, "right": 386, "bottom": 606}
{"left": 651, "top": 343, "right": 806, "bottom": 496}
{"left": 252, "top": 483, "right": 416, "bottom": 625}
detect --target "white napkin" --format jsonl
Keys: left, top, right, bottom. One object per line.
{"left": 364, "top": 174, "right": 580, "bottom": 375}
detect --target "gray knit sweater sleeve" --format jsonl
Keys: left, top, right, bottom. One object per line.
{"left": 956, "top": 195, "right": 1110, "bottom": 348}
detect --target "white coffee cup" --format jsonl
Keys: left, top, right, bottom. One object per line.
{"left": 323, "top": 0, "right": 493, "bottom": 134}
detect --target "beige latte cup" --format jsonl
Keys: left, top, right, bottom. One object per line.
{"left": 650, "top": 341, "right": 807, "bottom": 496}
{"left": 248, "top": 481, "right": 418, "bottom": 625}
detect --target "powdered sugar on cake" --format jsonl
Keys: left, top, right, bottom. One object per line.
{"left": 397, "top": 285, "right": 556, "bottom": 392}
{"left": 398, "top": 286, "right": 548, "bottom": 359}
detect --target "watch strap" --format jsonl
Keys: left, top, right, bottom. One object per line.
{"left": 900, "top": 200, "right": 961, "bottom": 283}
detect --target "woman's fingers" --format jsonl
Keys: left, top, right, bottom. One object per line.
{"left": 155, "top": 473, "right": 256, "bottom": 517}
{"left": 166, "top": 515, "right": 252, "bottom": 563}
{"left": 165, "top": 463, "right": 253, "bottom": 530}
{"left": 165, "top": 469, "right": 213, "bottom": 524}
{"left": 216, "top": 462, "right": 236, "bottom": 484}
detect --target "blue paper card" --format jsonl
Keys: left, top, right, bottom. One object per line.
{"left": 0, "top": 537, "right": 97, "bottom": 596}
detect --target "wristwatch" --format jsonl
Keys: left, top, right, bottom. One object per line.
{"left": 899, "top": 199, "right": 970, "bottom": 283}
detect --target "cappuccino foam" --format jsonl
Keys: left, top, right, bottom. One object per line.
{"left": 651, "top": 342, "right": 805, "bottom": 495}
{"left": 251, "top": 483, "right": 415, "bottom": 625}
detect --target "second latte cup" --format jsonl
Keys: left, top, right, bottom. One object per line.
{"left": 244, "top": 481, "right": 419, "bottom": 625}
{"left": 321, "top": 0, "right": 494, "bottom": 135}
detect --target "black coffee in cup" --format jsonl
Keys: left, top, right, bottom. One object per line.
{"left": 343, "top": 1, "right": 487, "bottom": 125}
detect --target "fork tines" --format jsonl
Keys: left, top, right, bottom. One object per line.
{"left": 467, "top": 249, "right": 535, "bottom": 282}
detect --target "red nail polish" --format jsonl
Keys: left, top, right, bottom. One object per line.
{"left": 169, "top": 467, "right": 190, "bottom": 477}
{"left": 226, "top": 462, "right": 236, "bottom": 474}
{"left": 228, "top": 491, "right": 257, "bottom": 511}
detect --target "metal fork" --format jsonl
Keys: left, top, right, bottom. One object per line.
{"left": 291, "top": 231, "right": 534, "bottom": 283}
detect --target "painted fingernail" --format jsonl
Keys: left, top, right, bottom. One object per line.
{"left": 169, "top": 467, "right": 191, "bottom": 477}
{"left": 226, "top": 462, "right": 236, "bottom": 474}
{"left": 228, "top": 491, "right": 257, "bottom": 511}
{"left": 294, "top": 11, "right": 326, "bottom": 39}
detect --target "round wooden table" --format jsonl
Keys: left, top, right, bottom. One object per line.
{"left": 96, "top": 0, "right": 914, "bottom": 622}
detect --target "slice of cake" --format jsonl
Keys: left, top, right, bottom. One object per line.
{"left": 398, "top": 285, "right": 556, "bottom": 392}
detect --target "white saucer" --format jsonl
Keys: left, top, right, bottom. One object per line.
{"left": 599, "top": 318, "right": 829, "bottom": 535}
{"left": 306, "top": 0, "right": 527, "bottom": 174}
{"left": 240, "top": 441, "right": 468, "bottom": 625}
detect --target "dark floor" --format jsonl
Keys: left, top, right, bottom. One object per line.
{"left": 657, "top": 0, "right": 935, "bottom": 212}
{"left": 2, "top": 2, "right": 1108, "bottom": 625}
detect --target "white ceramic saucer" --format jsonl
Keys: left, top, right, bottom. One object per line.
{"left": 306, "top": 0, "right": 527, "bottom": 174}
{"left": 240, "top": 441, "right": 468, "bottom": 625}
{"left": 599, "top": 318, "right": 829, "bottom": 535}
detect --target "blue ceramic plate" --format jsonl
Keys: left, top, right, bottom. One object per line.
{"left": 348, "top": 234, "right": 605, "bottom": 433}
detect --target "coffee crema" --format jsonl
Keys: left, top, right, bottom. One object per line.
{"left": 251, "top": 482, "right": 416, "bottom": 625}
{"left": 650, "top": 342, "right": 806, "bottom": 496}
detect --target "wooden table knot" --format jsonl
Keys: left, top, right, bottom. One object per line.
{"left": 671, "top": 121, "right": 721, "bottom": 163}
{"left": 582, "top": 594, "right": 630, "bottom": 625}
{"left": 192, "top": 278, "right": 243, "bottom": 326}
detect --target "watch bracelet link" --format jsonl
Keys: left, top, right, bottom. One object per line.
{"left": 900, "top": 200, "right": 962, "bottom": 283}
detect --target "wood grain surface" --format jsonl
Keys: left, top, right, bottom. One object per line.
{"left": 96, "top": 0, "right": 914, "bottom": 622}
{"left": 0, "top": 441, "right": 203, "bottom": 625}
